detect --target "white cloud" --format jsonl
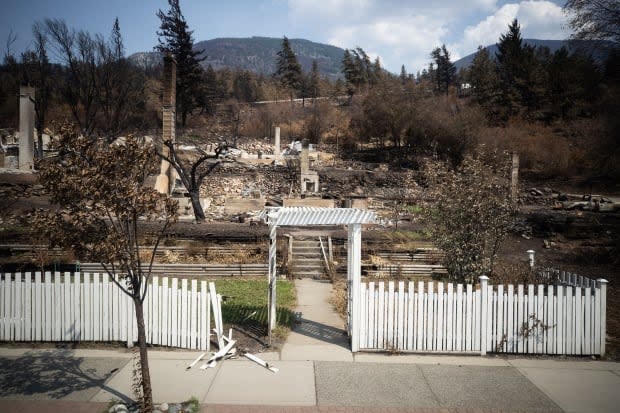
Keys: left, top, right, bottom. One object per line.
{"left": 457, "top": 1, "right": 570, "bottom": 59}
{"left": 327, "top": 15, "right": 448, "bottom": 73}
{"left": 285, "top": 0, "right": 570, "bottom": 73}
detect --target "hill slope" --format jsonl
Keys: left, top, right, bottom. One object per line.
{"left": 129, "top": 37, "right": 345, "bottom": 79}
{"left": 454, "top": 39, "right": 613, "bottom": 70}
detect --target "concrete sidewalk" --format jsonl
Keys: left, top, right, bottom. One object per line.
{"left": 1, "top": 279, "right": 619, "bottom": 412}
{"left": 1, "top": 347, "right": 620, "bottom": 413}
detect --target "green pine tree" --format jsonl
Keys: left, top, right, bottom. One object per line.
{"left": 274, "top": 36, "right": 303, "bottom": 100}
{"left": 156, "top": 0, "right": 206, "bottom": 127}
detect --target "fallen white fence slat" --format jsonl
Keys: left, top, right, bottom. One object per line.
{"left": 244, "top": 352, "right": 279, "bottom": 373}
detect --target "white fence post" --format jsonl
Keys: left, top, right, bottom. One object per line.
{"left": 598, "top": 279, "right": 608, "bottom": 357}
{"left": 479, "top": 276, "right": 489, "bottom": 356}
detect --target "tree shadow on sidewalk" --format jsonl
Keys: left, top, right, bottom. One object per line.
{"left": 0, "top": 349, "right": 131, "bottom": 403}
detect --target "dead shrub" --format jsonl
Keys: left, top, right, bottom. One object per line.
{"left": 491, "top": 261, "right": 549, "bottom": 285}
{"left": 329, "top": 280, "right": 348, "bottom": 319}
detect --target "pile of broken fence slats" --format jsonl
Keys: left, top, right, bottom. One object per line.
{"left": 185, "top": 282, "right": 278, "bottom": 373}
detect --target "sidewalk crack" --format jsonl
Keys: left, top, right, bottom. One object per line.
{"left": 417, "top": 364, "right": 442, "bottom": 407}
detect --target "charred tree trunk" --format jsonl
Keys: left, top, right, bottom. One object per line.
{"left": 133, "top": 297, "right": 153, "bottom": 412}
{"left": 188, "top": 190, "right": 205, "bottom": 222}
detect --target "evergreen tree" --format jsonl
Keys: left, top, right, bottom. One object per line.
{"left": 469, "top": 46, "right": 501, "bottom": 121}
{"left": 156, "top": 0, "right": 206, "bottom": 127}
{"left": 341, "top": 49, "right": 358, "bottom": 98}
{"left": 431, "top": 44, "right": 456, "bottom": 95}
{"left": 308, "top": 59, "right": 321, "bottom": 99}
{"left": 274, "top": 36, "right": 302, "bottom": 99}
{"left": 495, "top": 19, "right": 526, "bottom": 117}
{"left": 371, "top": 56, "right": 383, "bottom": 85}
{"left": 400, "top": 64, "right": 408, "bottom": 84}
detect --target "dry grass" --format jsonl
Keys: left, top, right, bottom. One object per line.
{"left": 329, "top": 280, "right": 348, "bottom": 319}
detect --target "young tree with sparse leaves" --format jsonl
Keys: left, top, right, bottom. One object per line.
{"left": 423, "top": 152, "right": 517, "bottom": 283}
{"left": 34, "top": 124, "right": 178, "bottom": 413}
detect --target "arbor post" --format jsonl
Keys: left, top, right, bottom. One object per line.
{"left": 268, "top": 224, "right": 278, "bottom": 334}
{"left": 349, "top": 223, "right": 362, "bottom": 352}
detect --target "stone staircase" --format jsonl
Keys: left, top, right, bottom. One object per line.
{"left": 290, "top": 237, "right": 327, "bottom": 279}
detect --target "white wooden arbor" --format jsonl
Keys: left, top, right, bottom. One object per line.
{"left": 260, "top": 207, "right": 376, "bottom": 351}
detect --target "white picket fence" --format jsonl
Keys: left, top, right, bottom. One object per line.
{"left": 358, "top": 276, "right": 608, "bottom": 356}
{"left": 0, "top": 272, "right": 212, "bottom": 351}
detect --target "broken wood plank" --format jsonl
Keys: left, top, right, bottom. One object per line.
{"left": 199, "top": 339, "right": 236, "bottom": 370}
{"left": 208, "top": 282, "right": 224, "bottom": 349}
{"left": 186, "top": 352, "right": 206, "bottom": 370}
{"left": 244, "top": 352, "right": 279, "bottom": 373}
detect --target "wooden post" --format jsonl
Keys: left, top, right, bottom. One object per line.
{"left": 511, "top": 152, "right": 519, "bottom": 201}
{"left": 480, "top": 276, "right": 489, "bottom": 356}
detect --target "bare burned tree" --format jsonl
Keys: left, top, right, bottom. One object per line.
{"left": 34, "top": 124, "right": 178, "bottom": 412}
{"left": 157, "top": 140, "right": 230, "bottom": 222}
{"left": 21, "top": 22, "right": 50, "bottom": 158}
{"left": 564, "top": 0, "right": 620, "bottom": 44}
{"left": 43, "top": 18, "right": 146, "bottom": 139}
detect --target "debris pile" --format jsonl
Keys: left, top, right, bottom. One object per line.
{"left": 185, "top": 282, "right": 278, "bottom": 373}
{"left": 525, "top": 187, "right": 620, "bottom": 212}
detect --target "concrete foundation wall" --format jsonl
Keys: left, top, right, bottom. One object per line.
{"left": 224, "top": 197, "right": 265, "bottom": 214}
{"left": 283, "top": 198, "right": 335, "bottom": 208}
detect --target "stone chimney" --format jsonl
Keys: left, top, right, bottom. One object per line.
{"left": 300, "top": 139, "right": 309, "bottom": 173}
{"left": 155, "top": 54, "right": 177, "bottom": 194}
{"left": 18, "top": 86, "right": 35, "bottom": 170}
{"left": 162, "top": 54, "right": 176, "bottom": 144}
{"left": 274, "top": 126, "right": 281, "bottom": 159}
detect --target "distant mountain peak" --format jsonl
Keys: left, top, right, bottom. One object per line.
{"left": 129, "top": 36, "right": 345, "bottom": 79}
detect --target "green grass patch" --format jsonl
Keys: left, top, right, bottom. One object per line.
{"left": 214, "top": 279, "right": 296, "bottom": 329}
{"left": 405, "top": 204, "right": 424, "bottom": 214}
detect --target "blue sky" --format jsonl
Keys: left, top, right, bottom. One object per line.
{"left": 1, "top": 0, "right": 571, "bottom": 73}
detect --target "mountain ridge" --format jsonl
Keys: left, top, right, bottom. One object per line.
{"left": 129, "top": 36, "right": 345, "bottom": 79}
{"left": 454, "top": 39, "right": 613, "bottom": 70}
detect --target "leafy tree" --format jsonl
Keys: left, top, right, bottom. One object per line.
{"left": 156, "top": 0, "right": 206, "bottom": 127}
{"left": 274, "top": 36, "right": 302, "bottom": 99}
{"left": 424, "top": 152, "right": 516, "bottom": 282}
{"left": 351, "top": 78, "right": 413, "bottom": 148}
{"left": 34, "top": 124, "right": 178, "bottom": 412}
{"left": 564, "top": 0, "right": 620, "bottom": 44}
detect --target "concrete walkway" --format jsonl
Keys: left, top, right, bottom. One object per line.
{"left": 280, "top": 278, "right": 353, "bottom": 361}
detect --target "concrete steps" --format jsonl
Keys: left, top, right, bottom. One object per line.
{"left": 291, "top": 238, "right": 327, "bottom": 279}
